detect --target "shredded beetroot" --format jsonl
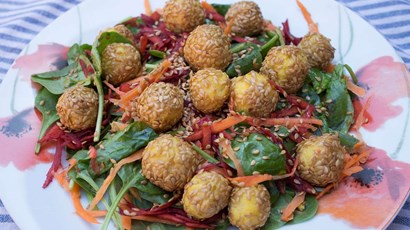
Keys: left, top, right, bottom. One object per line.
{"left": 282, "top": 20, "right": 302, "bottom": 45}
{"left": 204, "top": 9, "right": 225, "bottom": 23}
{"left": 42, "top": 141, "right": 63, "bottom": 188}
{"left": 287, "top": 95, "right": 315, "bottom": 118}
{"left": 271, "top": 106, "right": 300, "bottom": 118}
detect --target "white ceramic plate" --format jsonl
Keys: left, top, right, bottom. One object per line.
{"left": 1, "top": 0, "right": 409, "bottom": 229}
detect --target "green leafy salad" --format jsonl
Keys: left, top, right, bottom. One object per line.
{"left": 32, "top": 0, "right": 371, "bottom": 229}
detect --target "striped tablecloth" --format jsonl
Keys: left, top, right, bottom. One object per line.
{"left": 0, "top": 0, "right": 409, "bottom": 229}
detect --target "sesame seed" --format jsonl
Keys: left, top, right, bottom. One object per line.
{"left": 252, "top": 149, "right": 260, "bottom": 155}
{"left": 39, "top": 100, "right": 45, "bottom": 106}
{"left": 233, "top": 146, "right": 240, "bottom": 151}
{"left": 262, "top": 156, "right": 269, "bottom": 160}
{"left": 251, "top": 160, "right": 256, "bottom": 166}
{"left": 252, "top": 171, "right": 260, "bottom": 175}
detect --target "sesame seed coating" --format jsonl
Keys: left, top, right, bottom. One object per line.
{"left": 182, "top": 171, "right": 232, "bottom": 219}
{"left": 136, "top": 82, "right": 184, "bottom": 131}
{"left": 101, "top": 43, "right": 142, "bottom": 85}
{"left": 225, "top": 1, "right": 264, "bottom": 37}
{"left": 298, "top": 32, "right": 335, "bottom": 70}
{"left": 142, "top": 134, "right": 202, "bottom": 192}
{"left": 296, "top": 133, "right": 345, "bottom": 187}
{"left": 183, "top": 24, "right": 232, "bottom": 71}
{"left": 189, "top": 68, "right": 231, "bottom": 113}
{"left": 230, "top": 71, "right": 279, "bottom": 118}
{"left": 228, "top": 184, "right": 271, "bottom": 230}
{"left": 56, "top": 85, "right": 98, "bottom": 131}
{"left": 260, "top": 45, "right": 309, "bottom": 94}
{"left": 163, "top": 0, "right": 205, "bottom": 33}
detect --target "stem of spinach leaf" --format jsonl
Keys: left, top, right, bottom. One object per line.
{"left": 276, "top": 28, "right": 285, "bottom": 46}
{"left": 93, "top": 75, "right": 104, "bottom": 142}
{"left": 192, "top": 144, "right": 219, "bottom": 163}
{"left": 261, "top": 34, "right": 278, "bottom": 57}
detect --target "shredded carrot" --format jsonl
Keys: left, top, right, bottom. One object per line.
{"left": 229, "top": 174, "right": 274, "bottom": 187}
{"left": 344, "top": 147, "right": 372, "bottom": 169}
{"left": 104, "top": 80, "right": 124, "bottom": 96}
{"left": 144, "top": 0, "right": 152, "bottom": 16}
{"left": 211, "top": 115, "right": 247, "bottom": 133}
{"left": 122, "top": 215, "right": 132, "bottom": 230}
{"left": 185, "top": 130, "right": 203, "bottom": 141}
{"left": 352, "top": 97, "right": 372, "bottom": 131}
{"left": 247, "top": 117, "right": 323, "bottom": 128}
{"left": 89, "top": 210, "right": 108, "bottom": 217}
{"left": 224, "top": 17, "right": 235, "bottom": 35}
{"left": 89, "top": 146, "right": 97, "bottom": 158}
{"left": 201, "top": 1, "right": 217, "bottom": 13}
{"left": 114, "top": 59, "right": 171, "bottom": 110}
{"left": 229, "top": 158, "right": 299, "bottom": 186}
{"left": 345, "top": 76, "right": 366, "bottom": 97}
{"left": 219, "top": 139, "right": 245, "bottom": 177}
{"left": 296, "top": 0, "right": 318, "bottom": 33}
{"left": 68, "top": 158, "right": 77, "bottom": 172}
{"left": 281, "top": 192, "right": 306, "bottom": 222}
{"left": 202, "top": 125, "right": 212, "bottom": 149}
{"left": 87, "top": 149, "right": 144, "bottom": 211}
{"left": 342, "top": 165, "right": 363, "bottom": 176}
{"left": 110, "top": 121, "right": 129, "bottom": 132}
{"left": 140, "top": 35, "right": 148, "bottom": 54}
{"left": 71, "top": 183, "right": 99, "bottom": 224}
{"left": 53, "top": 170, "right": 70, "bottom": 191}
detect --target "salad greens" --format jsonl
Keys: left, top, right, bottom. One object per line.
{"left": 30, "top": 1, "right": 367, "bottom": 229}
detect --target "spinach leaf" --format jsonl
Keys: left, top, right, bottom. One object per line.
{"left": 31, "top": 43, "right": 94, "bottom": 95}
{"left": 96, "top": 31, "right": 134, "bottom": 55}
{"left": 102, "top": 163, "right": 171, "bottom": 230}
{"left": 262, "top": 191, "right": 318, "bottom": 229}
{"left": 227, "top": 133, "right": 286, "bottom": 176}
{"left": 307, "top": 68, "right": 332, "bottom": 94}
{"left": 34, "top": 87, "right": 60, "bottom": 154}
{"left": 117, "top": 163, "right": 171, "bottom": 205}
{"left": 211, "top": 3, "right": 231, "bottom": 16}
{"left": 325, "top": 65, "right": 354, "bottom": 133}
{"left": 226, "top": 43, "right": 263, "bottom": 78}
{"left": 70, "top": 122, "right": 157, "bottom": 177}
{"left": 338, "top": 132, "right": 359, "bottom": 150}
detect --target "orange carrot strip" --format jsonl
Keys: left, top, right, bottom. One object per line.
{"left": 140, "top": 35, "right": 148, "bottom": 54}
{"left": 281, "top": 192, "right": 306, "bottom": 222}
{"left": 342, "top": 165, "right": 363, "bottom": 176}
{"left": 296, "top": 0, "right": 318, "bottom": 33}
{"left": 229, "top": 158, "right": 299, "bottom": 187}
{"left": 122, "top": 215, "right": 132, "bottom": 230}
{"left": 316, "top": 184, "right": 335, "bottom": 199}
{"left": 90, "top": 210, "right": 107, "bottom": 217}
{"left": 326, "top": 64, "right": 335, "bottom": 73}
{"left": 144, "top": 0, "right": 152, "bottom": 16}
{"left": 201, "top": 1, "right": 217, "bottom": 13}
{"left": 87, "top": 149, "right": 144, "bottom": 211}
{"left": 224, "top": 17, "right": 235, "bottom": 35}
{"left": 104, "top": 80, "right": 124, "bottom": 96}
{"left": 247, "top": 117, "right": 323, "bottom": 127}
{"left": 344, "top": 148, "right": 372, "bottom": 169}
{"left": 71, "top": 183, "right": 99, "bottom": 224}
{"left": 68, "top": 158, "right": 77, "bottom": 172}
{"left": 53, "top": 170, "right": 70, "bottom": 191}
{"left": 89, "top": 146, "right": 97, "bottom": 158}
{"left": 229, "top": 174, "right": 274, "bottom": 187}
{"left": 345, "top": 76, "right": 366, "bottom": 97}
{"left": 211, "top": 115, "right": 246, "bottom": 133}
{"left": 219, "top": 139, "right": 245, "bottom": 177}
{"left": 202, "top": 125, "right": 212, "bottom": 149}
{"left": 352, "top": 97, "right": 371, "bottom": 131}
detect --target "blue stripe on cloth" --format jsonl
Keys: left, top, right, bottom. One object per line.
{"left": 0, "top": 68, "right": 8, "bottom": 74}
{"left": 403, "top": 202, "right": 410, "bottom": 210}
{"left": 0, "top": 215, "right": 13, "bottom": 223}
{"left": 384, "top": 31, "right": 410, "bottom": 39}
{"left": 0, "top": 200, "right": 3, "bottom": 207}
{"left": 22, "top": 16, "right": 48, "bottom": 27}
{"left": 0, "top": 45, "right": 21, "bottom": 54}
{"left": 0, "top": 57, "right": 14, "bottom": 64}
{"left": 375, "top": 20, "right": 410, "bottom": 30}
{"left": 350, "top": 1, "right": 399, "bottom": 11}
{"left": 0, "top": 0, "right": 37, "bottom": 5}
{"left": 0, "top": 33, "right": 30, "bottom": 43}
{"left": 5, "top": 24, "right": 38, "bottom": 35}
{"left": 366, "top": 9, "right": 410, "bottom": 20}
{"left": 392, "top": 216, "right": 410, "bottom": 226}
{"left": 0, "top": 9, "right": 58, "bottom": 20}
{"left": 0, "top": 2, "right": 69, "bottom": 13}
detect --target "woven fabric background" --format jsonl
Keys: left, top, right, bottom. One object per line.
{"left": 0, "top": 0, "right": 409, "bottom": 229}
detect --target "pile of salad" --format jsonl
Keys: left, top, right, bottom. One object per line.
{"left": 32, "top": 0, "right": 372, "bottom": 229}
